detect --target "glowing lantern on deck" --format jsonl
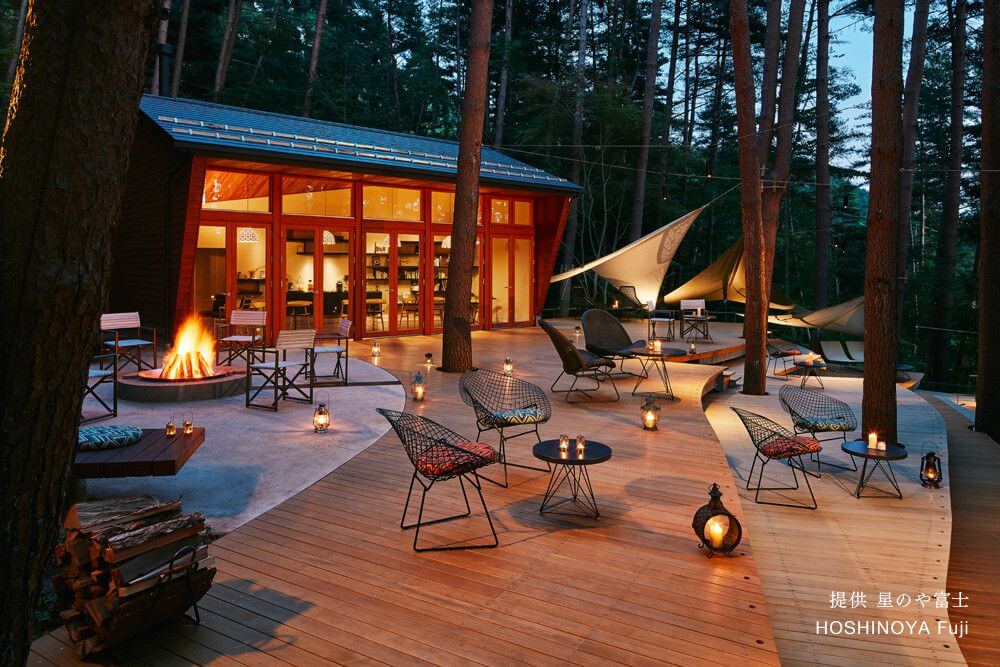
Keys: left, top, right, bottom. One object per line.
{"left": 313, "top": 401, "right": 331, "bottom": 433}
{"left": 692, "top": 483, "right": 742, "bottom": 556}
{"left": 641, "top": 395, "right": 660, "bottom": 431}
{"left": 920, "top": 451, "right": 943, "bottom": 488}
{"left": 503, "top": 357, "right": 514, "bottom": 375}
{"left": 411, "top": 371, "right": 427, "bottom": 401}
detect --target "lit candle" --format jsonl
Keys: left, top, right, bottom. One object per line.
{"left": 644, "top": 411, "right": 657, "bottom": 430}
{"left": 424, "top": 353, "right": 434, "bottom": 367}
{"left": 707, "top": 518, "right": 726, "bottom": 549}
{"left": 414, "top": 384, "right": 425, "bottom": 401}
{"left": 165, "top": 418, "right": 177, "bottom": 437}
{"left": 653, "top": 339, "right": 662, "bottom": 353}
{"left": 503, "top": 357, "right": 513, "bottom": 375}
{"left": 371, "top": 340, "right": 380, "bottom": 358}
{"left": 868, "top": 432, "right": 878, "bottom": 449}
{"left": 559, "top": 434, "right": 569, "bottom": 452}
{"left": 877, "top": 441, "right": 887, "bottom": 451}
{"left": 576, "top": 435, "right": 586, "bottom": 453}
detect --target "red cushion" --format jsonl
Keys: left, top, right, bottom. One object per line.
{"left": 761, "top": 435, "right": 822, "bottom": 459}
{"left": 416, "top": 441, "right": 498, "bottom": 478}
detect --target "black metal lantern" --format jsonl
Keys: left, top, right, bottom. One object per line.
{"left": 641, "top": 395, "right": 660, "bottom": 431}
{"left": 692, "top": 483, "right": 742, "bottom": 556}
{"left": 920, "top": 451, "right": 943, "bottom": 488}
{"left": 313, "top": 401, "right": 331, "bottom": 433}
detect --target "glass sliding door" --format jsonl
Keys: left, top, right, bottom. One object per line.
{"left": 320, "top": 229, "right": 350, "bottom": 331}
{"left": 364, "top": 233, "right": 390, "bottom": 334}
{"left": 283, "top": 229, "right": 316, "bottom": 330}
{"left": 491, "top": 238, "right": 509, "bottom": 324}
{"left": 193, "top": 225, "right": 227, "bottom": 326}
{"left": 432, "top": 234, "right": 482, "bottom": 330}
{"left": 396, "top": 234, "right": 422, "bottom": 332}
{"left": 512, "top": 237, "right": 532, "bottom": 323}
{"left": 235, "top": 226, "right": 268, "bottom": 312}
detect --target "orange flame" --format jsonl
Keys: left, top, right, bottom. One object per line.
{"left": 160, "top": 317, "right": 217, "bottom": 380}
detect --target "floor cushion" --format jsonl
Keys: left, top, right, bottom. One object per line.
{"left": 78, "top": 425, "right": 143, "bottom": 451}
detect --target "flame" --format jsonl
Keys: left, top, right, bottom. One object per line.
{"left": 160, "top": 317, "right": 217, "bottom": 380}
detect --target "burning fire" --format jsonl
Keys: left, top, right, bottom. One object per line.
{"left": 160, "top": 317, "right": 217, "bottom": 380}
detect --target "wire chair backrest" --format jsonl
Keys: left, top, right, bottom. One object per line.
{"left": 459, "top": 368, "right": 551, "bottom": 422}
{"left": 618, "top": 285, "right": 642, "bottom": 308}
{"left": 731, "top": 407, "right": 797, "bottom": 453}
{"left": 538, "top": 319, "right": 587, "bottom": 374}
{"left": 778, "top": 385, "right": 857, "bottom": 429}
{"left": 581, "top": 309, "right": 632, "bottom": 356}
{"left": 376, "top": 408, "right": 484, "bottom": 480}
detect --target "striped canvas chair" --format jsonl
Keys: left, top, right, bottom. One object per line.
{"left": 246, "top": 329, "right": 315, "bottom": 410}
{"left": 216, "top": 309, "right": 267, "bottom": 367}
{"left": 100, "top": 312, "right": 157, "bottom": 371}
{"left": 311, "top": 318, "right": 352, "bottom": 386}
{"left": 82, "top": 353, "right": 119, "bottom": 424}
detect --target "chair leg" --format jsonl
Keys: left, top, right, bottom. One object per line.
{"left": 403, "top": 473, "right": 498, "bottom": 552}
{"left": 748, "top": 454, "right": 818, "bottom": 510}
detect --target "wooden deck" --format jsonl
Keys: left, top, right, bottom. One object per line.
{"left": 33, "top": 325, "right": 779, "bottom": 665}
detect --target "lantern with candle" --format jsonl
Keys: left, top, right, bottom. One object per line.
{"left": 641, "top": 395, "right": 660, "bottom": 431}
{"left": 688, "top": 340, "right": 697, "bottom": 355}
{"left": 313, "top": 399, "right": 331, "bottom": 433}
{"left": 653, "top": 338, "right": 662, "bottom": 353}
{"left": 371, "top": 340, "right": 380, "bottom": 358}
{"left": 691, "top": 483, "right": 742, "bottom": 556}
{"left": 165, "top": 415, "right": 177, "bottom": 437}
{"left": 573, "top": 326, "right": 582, "bottom": 341}
{"left": 920, "top": 451, "right": 943, "bottom": 488}
{"left": 611, "top": 299, "right": 619, "bottom": 309}
{"left": 182, "top": 412, "right": 194, "bottom": 435}
{"left": 559, "top": 434, "right": 570, "bottom": 453}
{"left": 424, "top": 352, "right": 434, "bottom": 367}
{"left": 503, "top": 356, "right": 514, "bottom": 375}
{"left": 411, "top": 371, "right": 427, "bottom": 401}
{"left": 575, "top": 435, "right": 586, "bottom": 453}
{"left": 868, "top": 432, "right": 878, "bottom": 449}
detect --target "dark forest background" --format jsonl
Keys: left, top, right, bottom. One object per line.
{"left": 1, "top": 0, "right": 985, "bottom": 388}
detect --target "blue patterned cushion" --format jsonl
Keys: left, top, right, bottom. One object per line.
{"left": 794, "top": 416, "right": 851, "bottom": 432}
{"left": 78, "top": 425, "right": 143, "bottom": 451}
{"left": 486, "top": 407, "right": 546, "bottom": 427}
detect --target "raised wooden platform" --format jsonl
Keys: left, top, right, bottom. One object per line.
{"left": 74, "top": 428, "right": 205, "bottom": 479}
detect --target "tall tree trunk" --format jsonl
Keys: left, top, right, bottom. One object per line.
{"left": 730, "top": 0, "right": 767, "bottom": 395}
{"left": 245, "top": 0, "right": 282, "bottom": 102}
{"left": 557, "top": 0, "right": 588, "bottom": 316}
{"left": 150, "top": 0, "right": 172, "bottom": 95}
{"left": 928, "top": 0, "right": 967, "bottom": 385}
{"left": 654, "top": 0, "right": 682, "bottom": 222}
{"left": 756, "top": 0, "right": 782, "bottom": 162}
{"left": 862, "top": 0, "right": 904, "bottom": 444}
{"left": 895, "top": 0, "right": 930, "bottom": 327}
{"left": 441, "top": 0, "right": 494, "bottom": 372}
{"left": 814, "top": 0, "right": 831, "bottom": 309}
{"left": 5, "top": 0, "right": 28, "bottom": 87}
{"left": 303, "top": 0, "right": 329, "bottom": 117}
{"left": 212, "top": 0, "right": 243, "bottom": 101}
{"left": 976, "top": 0, "right": 1000, "bottom": 440}
{"left": 0, "top": 2, "right": 158, "bottom": 662}
{"left": 493, "top": 0, "right": 512, "bottom": 145}
{"left": 627, "top": 0, "right": 663, "bottom": 242}
{"left": 170, "top": 0, "right": 192, "bottom": 97}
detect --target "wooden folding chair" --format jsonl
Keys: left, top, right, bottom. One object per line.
{"left": 245, "top": 329, "right": 315, "bottom": 411}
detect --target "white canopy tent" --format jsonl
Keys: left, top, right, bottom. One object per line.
{"left": 549, "top": 207, "right": 705, "bottom": 307}
{"left": 767, "top": 296, "right": 864, "bottom": 336}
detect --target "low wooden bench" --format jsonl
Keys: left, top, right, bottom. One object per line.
{"left": 74, "top": 428, "right": 205, "bottom": 479}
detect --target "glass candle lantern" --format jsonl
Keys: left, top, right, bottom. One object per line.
{"left": 371, "top": 340, "right": 380, "bottom": 358}
{"left": 559, "top": 434, "right": 569, "bottom": 452}
{"left": 574, "top": 326, "right": 582, "bottom": 341}
{"left": 691, "top": 483, "right": 742, "bottom": 556}
{"left": 575, "top": 435, "right": 585, "bottom": 452}
{"left": 653, "top": 338, "right": 662, "bottom": 354}
{"left": 182, "top": 412, "right": 194, "bottom": 435}
{"left": 313, "top": 401, "right": 331, "bottom": 433}
{"left": 503, "top": 357, "right": 514, "bottom": 375}
{"left": 688, "top": 341, "right": 697, "bottom": 355}
{"left": 611, "top": 299, "right": 619, "bottom": 309}
{"left": 868, "top": 432, "right": 878, "bottom": 449}
{"left": 920, "top": 451, "right": 943, "bottom": 488}
{"left": 165, "top": 416, "right": 177, "bottom": 437}
{"left": 411, "top": 371, "right": 427, "bottom": 401}
{"left": 424, "top": 353, "right": 434, "bottom": 367}
{"left": 641, "top": 395, "right": 660, "bottom": 431}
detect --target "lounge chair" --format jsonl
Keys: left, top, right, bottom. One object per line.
{"left": 679, "top": 299, "right": 712, "bottom": 341}
{"left": 844, "top": 341, "right": 865, "bottom": 363}
{"left": 611, "top": 285, "right": 646, "bottom": 321}
{"left": 376, "top": 409, "right": 498, "bottom": 552}
{"left": 732, "top": 407, "right": 820, "bottom": 510}
{"left": 246, "top": 329, "right": 315, "bottom": 410}
{"left": 581, "top": 308, "right": 647, "bottom": 377}
{"left": 766, "top": 337, "right": 804, "bottom": 378}
{"left": 820, "top": 340, "right": 860, "bottom": 369}
{"left": 312, "top": 318, "right": 352, "bottom": 386}
{"left": 538, "top": 319, "right": 619, "bottom": 403}
{"left": 100, "top": 312, "right": 157, "bottom": 371}
{"left": 778, "top": 385, "right": 858, "bottom": 476}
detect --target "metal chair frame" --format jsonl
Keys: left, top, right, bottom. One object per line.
{"left": 246, "top": 330, "right": 315, "bottom": 411}
{"left": 731, "top": 407, "right": 818, "bottom": 510}
{"left": 678, "top": 299, "right": 712, "bottom": 342}
{"left": 377, "top": 409, "right": 498, "bottom": 552}
{"left": 216, "top": 310, "right": 267, "bottom": 367}
{"left": 766, "top": 337, "right": 801, "bottom": 378}
{"left": 311, "top": 318, "right": 352, "bottom": 387}
{"left": 100, "top": 312, "right": 158, "bottom": 372}
{"left": 539, "top": 320, "right": 620, "bottom": 403}
{"left": 778, "top": 384, "right": 858, "bottom": 476}
{"left": 459, "top": 368, "right": 552, "bottom": 488}
{"left": 82, "top": 353, "right": 119, "bottom": 424}
{"left": 580, "top": 308, "right": 647, "bottom": 378}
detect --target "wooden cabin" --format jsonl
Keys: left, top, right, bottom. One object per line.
{"left": 112, "top": 95, "right": 580, "bottom": 340}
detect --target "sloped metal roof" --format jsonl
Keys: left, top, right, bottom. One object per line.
{"left": 140, "top": 95, "right": 581, "bottom": 193}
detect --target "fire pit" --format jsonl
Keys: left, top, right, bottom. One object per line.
{"left": 119, "top": 317, "right": 246, "bottom": 402}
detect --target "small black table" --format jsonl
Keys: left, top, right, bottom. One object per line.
{"left": 533, "top": 439, "right": 612, "bottom": 518}
{"left": 631, "top": 347, "right": 687, "bottom": 400}
{"left": 841, "top": 440, "right": 908, "bottom": 499}
{"left": 794, "top": 360, "right": 827, "bottom": 390}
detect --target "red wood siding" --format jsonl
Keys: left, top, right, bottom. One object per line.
{"left": 534, "top": 195, "right": 571, "bottom": 316}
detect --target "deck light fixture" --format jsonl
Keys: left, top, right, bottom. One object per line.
{"left": 412, "top": 371, "right": 427, "bottom": 401}
{"left": 313, "top": 400, "right": 331, "bottom": 433}
{"left": 920, "top": 451, "right": 942, "bottom": 488}
{"left": 424, "top": 352, "right": 434, "bottom": 367}
{"left": 692, "top": 483, "right": 742, "bottom": 556}
{"left": 641, "top": 395, "right": 660, "bottom": 431}
{"left": 371, "top": 340, "right": 380, "bottom": 358}
{"left": 574, "top": 326, "right": 582, "bottom": 341}
{"left": 503, "top": 356, "right": 514, "bottom": 375}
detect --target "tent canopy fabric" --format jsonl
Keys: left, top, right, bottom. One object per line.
{"left": 767, "top": 295, "right": 864, "bottom": 336}
{"left": 661, "top": 237, "right": 796, "bottom": 310}
{"left": 550, "top": 207, "right": 704, "bottom": 307}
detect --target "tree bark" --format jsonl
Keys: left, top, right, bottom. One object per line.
{"left": 0, "top": 2, "right": 158, "bottom": 662}
{"left": 170, "top": 0, "right": 192, "bottom": 97}
{"left": 730, "top": 0, "right": 767, "bottom": 395}
{"left": 862, "top": 0, "right": 904, "bottom": 444}
{"left": 557, "top": 0, "right": 588, "bottom": 317}
{"left": 212, "top": 0, "right": 243, "bottom": 101}
{"left": 245, "top": 0, "right": 282, "bottom": 102}
{"left": 814, "top": 0, "right": 831, "bottom": 309}
{"left": 303, "top": 0, "right": 330, "bottom": 117}
{"left": 150, "top": 0, "right": 172, "bottom": 95}
{"left": 493, "top": 0, "right": 512, "bottom": 146}
{"left": 976, "top": 0, "right": 1000, "bottom": 440}
{"left": 4, "top": 0, "right": 28, "bottom": 87}
{"left": 928, "top": 0, "right": 967, "bottom": 385}
{"left": 441, "top": 0, "right": 494, "bottom": 372}
{"left": 756, "top": 0, "right": 782, "bottom": 162}
{"left": 895, "top": 0, "right": 931, "bottom": 326}
{"left": 627, "top": 0, "right": 664, "bottom": 242}
{"left": 654, "top": 0, "right": 682, "bottom": 223}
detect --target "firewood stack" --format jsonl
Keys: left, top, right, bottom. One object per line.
{"left": 52, "top": 496, "right": 216, "bottom": 657}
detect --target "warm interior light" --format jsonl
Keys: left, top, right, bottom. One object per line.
{"left": 160, "top": 317, "right": 217, "bottom": 380}
{"left": 705, "top": 515, "right": 728, "bottom": 550}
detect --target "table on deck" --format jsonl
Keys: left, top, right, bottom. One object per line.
{"left": 74, "top": 428, "right": 205, "bottom": 478}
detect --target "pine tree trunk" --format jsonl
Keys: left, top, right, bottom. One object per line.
{"left": 654, "top": 0, "right": 682, "bottom": 225}
{"left": 756, "top": 0, "right": 782, "bottom": 161}
{"left": 862, "top": 0, "right": 904, "bottom": 444}
{"left": 303, "top": 0, "right": 330, "bottom": 117}
{"left": 928, "top": 0, "right": 967, "bottom": 385}
{"left": 814, "top": 0, "right": 831, "bottom": 309}
{"left": 557, "top": 0, "right": 588, "bottom": 317}
{"left": 441, "top": 0, "right": 494, "bottom": 372}
{"left": 493, "top": 0, "right": 512, "bottom": 146}
{"left": 976, "top": 0, "right": 1000, "bottom": 440}
{"left": 5, "top": 0, "right": 28, "bottom": 86}
{"left": 627, "top": 0, "right": 663, "bottom": 242}
{"left": 150, "top": 0, "right": 172, "bottom": 95}
{"left": 895, "top": 0, "right": 930, "bottom": 326}
{"left": 730, "top": 0, "right": 767, "bottom": 395}
{"left": 245, "top": 0, "right": 282, "bottom": 102}
{"left": 212, "top": 0, "right": 243, "bottom": 101}
{"left": 0, "top": 3, "right": 158, "bottom": 662}
{"left": 170, "top": 0, "right": 192, "bottom": 97}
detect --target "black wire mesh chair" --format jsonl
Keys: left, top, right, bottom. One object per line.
{"left": 376, "top": 409, "right": 499, "bottom": 552}
{"left": 766, "top": 337, "right": 803, "bottom": 378}
{"left": 581, "top": 309, "right": 647, "bottom": 378}
{"left": 731, "top": 407, "right": 820, "bottom": 510}
{"left": 778, "top": 384, "right": 858, "bottom": 476}
{"left": 459, "top": 368, "right": 552, "bottom": 488}
{"left": 611, "top": 285, "right": 646, "bottom": 321}
{"left": 538, "top": 319, "right": 619, "bottom": 403}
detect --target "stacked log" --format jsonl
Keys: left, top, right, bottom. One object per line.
{"left": 53, "top": 496, "right": 216, "bottom": 657}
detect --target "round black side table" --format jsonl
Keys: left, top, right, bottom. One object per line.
{"left": 533, "top": 439, "right": 612, "bottom": 518}
{"left": 841, "top": 440, "right": 908, "bottom": 499}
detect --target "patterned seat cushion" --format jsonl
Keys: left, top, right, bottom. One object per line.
{"left": 794, "top": 416, "right": 851, "bottom": 432}
{"left": 104, "top": 339, "right": 152, "bottom": 348}
{"left": 220, "top": 334, "right": 259, "bottom": 343}
{"left": 78, "top": 425, "right": 143, "bottom": 451}
{"left": 761, "top": 435, "right": 822, "bottom": 459}
{"left": 416, "top": 441, "right": 498, "bottom": 478}
{"left": 485, "top": 407, "right": 547, "bottom": 427}
{"left": 313, "top": 345, "right": 345, "bottom": 354}
{"left": 88, "top": 369, "right": 113, "bottom": 379}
